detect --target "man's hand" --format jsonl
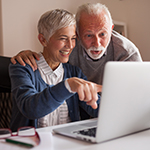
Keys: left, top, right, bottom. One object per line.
{"left": 11, "top": 50, "right": 40, "bottom": 71}
{"left": 67, "top": 77, "right": 102, "bottom": 109}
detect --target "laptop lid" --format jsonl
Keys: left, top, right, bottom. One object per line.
{"left": 96, "top": 61, "right": 150, "bottom": 142}
{"left": 53, "top": 62, "right": 150, "bottom": 143}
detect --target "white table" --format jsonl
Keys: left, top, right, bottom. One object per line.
{"left": 37, "top": 120, "right": 150, "bottom": 150}
{"left": 1, "top": 120, "right": 150, "bottom": 150}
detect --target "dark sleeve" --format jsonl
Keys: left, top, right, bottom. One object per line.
{"left": 9, "top": 63, "right": 74, "bottom": 119}
{"left": 63, "top": 63, "right": 100, "bottom": 119}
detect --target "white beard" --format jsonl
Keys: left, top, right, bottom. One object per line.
{"left": 86, "top": 46, "right": 106, "bottom": 60}
{"left": 80, "top": 39, "right": 110, "bottom": 60}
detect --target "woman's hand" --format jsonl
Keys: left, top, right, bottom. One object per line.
{"left": 67, "top": 77, "right": 102, "bottom": 109}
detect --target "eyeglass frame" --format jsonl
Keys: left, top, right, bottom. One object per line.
{"left": 0, "top": 126, "right": 40, "bottom": 140}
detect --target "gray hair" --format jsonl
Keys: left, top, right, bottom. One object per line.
{"left": 38, "top": 9, "right": 76, "bottom": 41}
{"left": 76, "top": 3, "right": 113, "bottom": 32}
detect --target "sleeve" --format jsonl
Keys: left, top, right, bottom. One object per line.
{"left": 124, "top": 49, "right": 143, "bottom": 61}
{"left": 112, "top": 30, "right": 143, "bottom": 62}
{"left": 68, "top": 64, "right": 100, "bottom": 118}
{"left": 79, "top": 95, "right": 100, "bottom": 118}
{"left": 63, "top": 63, "right": 100, "bottom": 119}
{"left": 9, "top": 63, "right": 74, "bottom": 119}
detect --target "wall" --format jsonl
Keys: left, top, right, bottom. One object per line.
{"left": 1, "top": 0, "right": 150, "bottom": 61}
{"left": 101, "top": 0, "right": 150, "bottom": 61}
{"left": 0, "top": 0, "right": 101, "bottom": 57}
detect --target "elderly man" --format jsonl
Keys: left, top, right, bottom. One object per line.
{"left": 11, "top": 3, "right": 142, "bottom": 86}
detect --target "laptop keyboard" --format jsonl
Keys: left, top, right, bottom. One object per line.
{"left": 73, "top": 127, "right": 97, "bottom": 137}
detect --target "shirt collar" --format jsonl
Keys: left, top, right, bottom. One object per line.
{"left": 37, "top": 52, "right": 63, "bottom": 77}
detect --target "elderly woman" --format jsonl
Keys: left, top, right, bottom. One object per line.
{"left": 9, "top": 9, "right": 101, "bottom": 132}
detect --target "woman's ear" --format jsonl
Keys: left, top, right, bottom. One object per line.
{"left": 38, "top": 34, "right": 47, "bottom": 47}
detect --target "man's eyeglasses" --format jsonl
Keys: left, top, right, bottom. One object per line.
{"left": 0, "top": 126, "right": 40, "bottom": 147}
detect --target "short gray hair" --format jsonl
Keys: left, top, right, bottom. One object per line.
{"left": 38, "top": 9, "right": 76, "bottom": 41}
{"left": 76, "top": 3, "right": 113, "bottom": 32}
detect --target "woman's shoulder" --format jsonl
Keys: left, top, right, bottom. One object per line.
{"left": 9, "top": 62, "right": 34, "bottom": 72}
{"left": 9, "top": 61, "right": 40, "bottom": 78}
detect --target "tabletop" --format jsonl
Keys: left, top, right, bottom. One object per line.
{"left": 1, "top": 120, "right": 150, "bottom": 150}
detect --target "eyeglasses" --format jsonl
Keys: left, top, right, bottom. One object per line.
{"left": 0, "top": 126, "right": 40, "bottom": 147}
{"left": 0, "top": 126, "right": 39, "bottom": 139}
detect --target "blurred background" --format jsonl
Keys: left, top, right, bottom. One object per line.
{"left": 0, "top": 0, "right": 149, "bottom": 61}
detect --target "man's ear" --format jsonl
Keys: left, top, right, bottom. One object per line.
{"left": 112, "top": 24, "right": 114, "bottom": 30}
{"left": 38, "top": 34, "right": 47, "bottom": 47}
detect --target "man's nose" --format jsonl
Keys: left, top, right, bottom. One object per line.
{"left": 92, "top": 36, "right": 101, "bottom": 48}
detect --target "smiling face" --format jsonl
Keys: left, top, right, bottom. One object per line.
{"left": 39, "top": 25, "right": 76, "bottom": 70}
{"left": 78, "top": 11, "right": 114, "bottom": 60}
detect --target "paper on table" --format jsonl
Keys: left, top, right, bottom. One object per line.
{"left": 0, "top": 132, "right": 52, "bottom": 150}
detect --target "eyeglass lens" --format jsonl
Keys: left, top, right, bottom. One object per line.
{"left": 0, "top": 127, "right": 35, "bottom": 139}
{"left": 18, "top": 127, "right": 35, "bottom": 136}
{"left": 0, "top": 129, "right": 11, "bottom": 138}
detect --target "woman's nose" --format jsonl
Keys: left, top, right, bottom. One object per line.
{"left": 66, "top": 39, "right": 74, "bottom": 49}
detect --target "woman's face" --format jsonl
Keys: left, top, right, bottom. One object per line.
{"left": 43, "top": 25, "right": 76, "bottom": 70}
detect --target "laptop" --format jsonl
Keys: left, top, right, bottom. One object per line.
{"left": 53, "top": 62, "right": 150, "bottom": 143}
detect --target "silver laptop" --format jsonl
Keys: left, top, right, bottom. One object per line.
{"left": 53, "top": 62, "right": 150, "bottom": 143}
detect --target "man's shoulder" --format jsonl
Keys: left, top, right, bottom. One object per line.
{"left": 111, "top": 30, "right": 139, "bottom": 52}
{"left": 112, "top": 30, "right": 137, "bottom": 46}
{"left": 110, "top": 30, "right": 142, "bottom": 61}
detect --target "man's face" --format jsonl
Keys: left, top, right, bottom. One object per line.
{"left": 78, "top": 12, "right": 114, "bottom": 60}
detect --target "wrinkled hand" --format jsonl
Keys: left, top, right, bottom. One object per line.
{"left": 11, "top": 50, "right": 40, "bottom": 71}
{"left": 67, "top": 77, "right": 102, "bottom": 109}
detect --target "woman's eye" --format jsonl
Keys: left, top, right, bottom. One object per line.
{"left": 72, "top": 37, "right": 76, "bottom": 40}
{"left": 60, "top": 38, "right": 67, "bottom": 40}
